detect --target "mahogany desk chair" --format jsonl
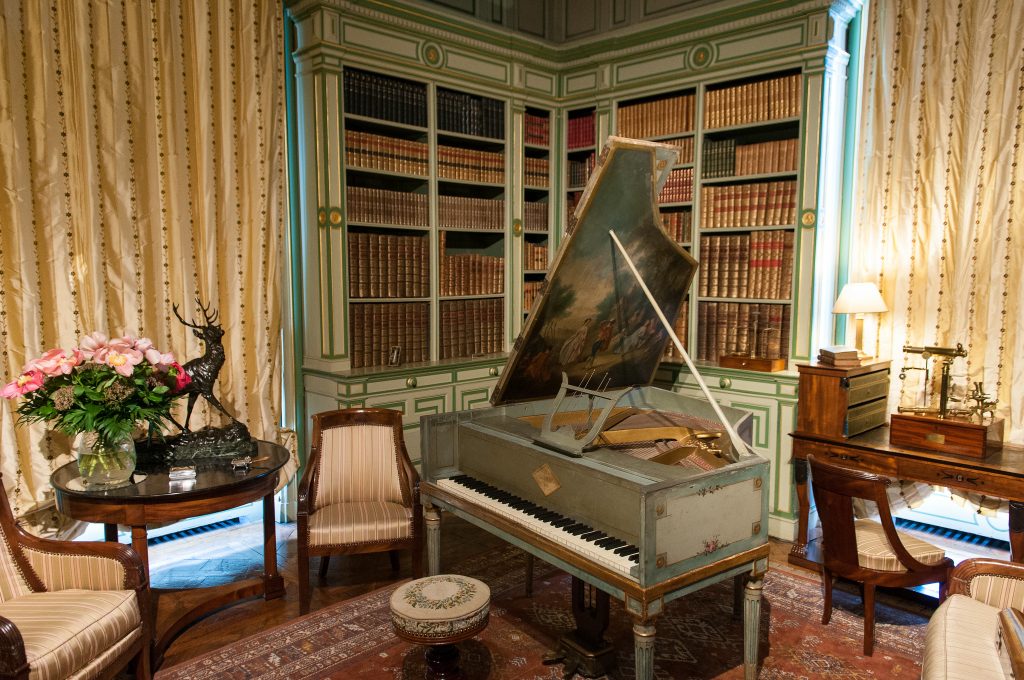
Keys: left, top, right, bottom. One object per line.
{"left": 807, "top": 454, "right": 953, "bottom": 655}
{"left": 297, "top": 408, "right": 423, "bottom": 614}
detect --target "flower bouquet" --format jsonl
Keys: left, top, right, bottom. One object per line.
{"left": 2, "top": 333, "right": 191, "bottom": 485}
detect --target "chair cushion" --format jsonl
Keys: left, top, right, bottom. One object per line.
{"left": 922, "top": 593, "right": 1007, "bottom": 680}
{"left": 0, "top": 589, "right": 140, "bottom": 680}
{"left": 308, "top": 501, "right": 412, "bottom": 547}
{"left": 854, "top": 518, "right": 946, "bottom": 572}
{"left": 390, "top": 575, "right": 490, "bottom": 643}
{"left": 315, "top": 424, "right": 404, "bottom": 509}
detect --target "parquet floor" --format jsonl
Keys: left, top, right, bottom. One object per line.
{"left": 151, "top": 511, "right": 1004, "bottom": 671}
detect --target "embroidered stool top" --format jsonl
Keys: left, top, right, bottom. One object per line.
{"left": 390, "top": 574, "right": 491, "bottom": 644}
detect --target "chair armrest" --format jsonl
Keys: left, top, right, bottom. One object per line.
{"left": 16, "top": 525, "right": 147, "bottom": 592}
{"left": 950, "top": 557, "right": 1024, "bottom": 609}
{"left": 297, "top": 446, "right": 320, "bottom": 517}
{"left": 0, "top": 614, "right": 28, "bottom": 678}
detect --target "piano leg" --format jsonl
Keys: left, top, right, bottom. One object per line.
{"left": 743, "top": 575, "right": 764, "bottom": 680}
{"left": 632, "top": 621, "right": 657, "bottom": 680}
{"left": 424, "top": 502, "right": 441, "bottom": 576}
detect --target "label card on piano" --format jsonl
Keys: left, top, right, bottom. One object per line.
{"left": 532, "top": 463, "right": 561, "bottom": 496}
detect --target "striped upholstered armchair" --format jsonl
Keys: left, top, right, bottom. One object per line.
{"left": 0, "top": 473, "right": 150, "bottom": 679}
{"left": 297, "top": 408, "right": 423, "bottom": 614}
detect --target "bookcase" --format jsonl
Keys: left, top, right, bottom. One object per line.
{"left": 290, "top": 0, "right": 862, "bottom": 524}
{"left": 522, "top": 107, "right": 551, "bottom": 318}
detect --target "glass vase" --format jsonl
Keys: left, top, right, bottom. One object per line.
{"left": 77, "top": 431, "right": 136, "bottom": 486}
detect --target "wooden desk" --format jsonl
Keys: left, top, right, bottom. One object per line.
{"left": 790, "top": 427, "right": 1024, "bottom": 569}
{"left": 51, "top": 440, "right": 288, "bottom": 667}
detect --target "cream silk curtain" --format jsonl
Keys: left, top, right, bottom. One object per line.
{"left": 0, "top": 0, "right": 291, "bottom": 522}
{"left": 853, "top": 0, "right": 1024, "bottom": 444}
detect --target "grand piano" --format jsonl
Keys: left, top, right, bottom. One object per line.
{"left": 420, "top": 138, "right": 769, "bottom": 680}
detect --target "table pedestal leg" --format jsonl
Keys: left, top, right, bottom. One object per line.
{"left": 131, "top": 525, "right": 150, "bottom": 575}
{"left": 425, "top": 503, "right": 441, "bottom": 576}
{"left": 743, "top": 575, "right": 764, "bottom": 680}
{"left": 263, "top": 493, "right": 285, "bottom": 599}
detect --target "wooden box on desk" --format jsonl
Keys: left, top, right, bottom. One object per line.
{"left": 889, "top": 412, "right": 1004, "bottom": 459}
{"left": 796, "top": 360, "right": 890, "bottom": 438}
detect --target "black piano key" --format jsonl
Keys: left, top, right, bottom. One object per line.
{"left": 629, "top": 554, "right": 639, "bottom": 563}
{"left": 581, "top": 531, "right": 606, "bottom": 542}
{"left": 552, "top": 518, "right": 575, "bottom": 528}
{"left": 565, "top": 524, "right": 591, "bottom": 535}
{"left": 604, "top": 539, "right": 627, "bottom": 549}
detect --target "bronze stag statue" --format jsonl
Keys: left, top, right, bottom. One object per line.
{"left": 172, "top": 298, "right": 235, "bottom": 431}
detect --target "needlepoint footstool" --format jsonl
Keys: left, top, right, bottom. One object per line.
{"left": 390, "top": 574, "right": 491, "bottom": 679}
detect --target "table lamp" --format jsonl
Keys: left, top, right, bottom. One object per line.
{"left": 832, "top": 282, "right": 887, "bottom": 359}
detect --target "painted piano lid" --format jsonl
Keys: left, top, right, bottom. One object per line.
{"left": 492, "top": 137, "right": 697, "bottom": 406}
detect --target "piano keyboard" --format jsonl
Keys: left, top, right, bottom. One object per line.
{"left": 436, "top": 475, "right": 640, "bottom": 578}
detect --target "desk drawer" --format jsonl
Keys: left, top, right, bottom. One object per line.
{"left": 798, "top": 441, "right": 898, "bottom": 476}
{"left": 845, "top": 370, "right": 890, "bottom": 406}
{"left": 898, "top": 459, "right": 1017, "bottom": 498}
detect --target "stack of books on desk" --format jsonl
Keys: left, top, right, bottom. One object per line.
{"left": 817, "top": 345, "right": 864, "bottom": 367}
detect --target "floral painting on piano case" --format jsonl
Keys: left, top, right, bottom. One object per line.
{"left": 493, "top": 137, "right": 697, "bottom": 405}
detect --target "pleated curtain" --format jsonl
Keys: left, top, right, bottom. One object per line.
{"left": 0, "top": 0, "right": 291, "bottom": 524}
{"left": 852, "top": 0, "right": 1024, "bottom": 443}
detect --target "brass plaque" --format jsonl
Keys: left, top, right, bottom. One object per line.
{"left": 926, "top": 433, "right": 946, "bottom": 444}
{"left": 532, "top": 463, "right": 561, "bottom": 496}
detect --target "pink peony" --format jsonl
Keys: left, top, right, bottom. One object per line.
{"left": 95, "top": 341, "right": 144, "bottom": 377}
{"left": 144, "top": 347, "right": 176, "bottom": 370}
{"left": 133, "top": 337, "right": 154, "bottom": 353}
{"left": 33, "top": 348, "right": 84, "bottom": 376}
{"left": 168, "top": 362, "right": 192, "bottom": 392}
{"left": 79, "top": 332, "right": 109, "bottom": 360}
{"left": 0, "top": 370, "right": 45, "bottom": 398}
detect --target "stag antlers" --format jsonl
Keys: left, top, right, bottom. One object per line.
{"left": 172, "top": 297, "right": 219, "bottom": 329}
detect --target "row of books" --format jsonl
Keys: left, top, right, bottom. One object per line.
{"left": 665, "top": 137, "right": 695, "bottom": 165}
{"left": 702, "top": 138, "right": 799, "bottom": 178}
{"left": 525, "top": 157, "right": 550, "bottom": 187}
{"left": 567, "top": 112, "right": 596, "bottom": 150}
{"left": 661, "top": 209, "right": 692, "bottom": 243}
{"left": 697, "top": 302, "right": 790, "bottom": 361}
{"left": 437, "top": 145, "right": 504, "bottom": 184}
{"left": 567, "top": 153, "right": 596, "bottom": 188}
{"left": 523, "top": 201, "right": 548, "bottom": 232}
{"left": 566, "top": 192, "right": 582, "bottom": 234}
{"left": 347, "top": 187, "right": 428, "bottom": 227}
{"left": 348, "top": 232, "right": 429, "bottom": 299}
{"left": 436, "top": 88, "right": 505, "bottom": 139}
{"left": 349, "top": 302, "right": 429, "bottom": 369}
{"left": 343, "top": 69, "right": 427, "bottom": 128}
{"left": 344, "top": 130, "right": 428, "bottom": 176}
{"left": 617, "top": 93, "right": 695, "bottom": 139}
{"left": 698, "top": 231, "right": 794, "bottom": 300}
{"left": 817, "top": 345, "right": 861, "bottom": 367}
{"left": 525, "top": 112, "right": 550, "bottom": 146}
{"left": 524, "top": 241, "right": 548, "bottom": 270}
{"left": 704, "top": 74, "right": 802, "bottom": 129}
{"left": 663, "top": 301, "right": 690, "bottom": 360}
{"left": 523, "top": 281, "right": 543, "bottom": 312}
{"left": 699, "top": 180, "right": 797, "bottom": 228}
{"left": 658, "top": 167, "right": 694, "bottom": 204}
{"left": 439, "top": 298, "right": 504, "bottom": 360}
{"left": 438, "top": 195, "right": 504, "bottom": 231}
{"left": 439, "top": 253, "right": 505, "bottom": 296}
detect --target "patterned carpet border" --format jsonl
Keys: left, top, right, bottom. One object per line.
{"left": 156, "top": 546, "right": 929, "bottom": 679}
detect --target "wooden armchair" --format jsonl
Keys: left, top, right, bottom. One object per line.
{"left": 297, "top": 408, "right": 423, "bottom": 614}
{"left": 807, "top": 454, "right": 953, "bottom": 655}
{"left": 0, "top": 473, "right": 150, "bottom": 679}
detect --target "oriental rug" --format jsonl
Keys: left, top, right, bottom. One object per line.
{"left": 156, "top": 547, "right": 928, "bottom": 679}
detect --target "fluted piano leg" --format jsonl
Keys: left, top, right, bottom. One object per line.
{"left": 632, "top": 621, "right": 657, "bottom": 680}
{"left": 743, "top": 576, "right": 764, "bottom": 680}
{"left": 424, "top": 503, "right": 441, "bottom": 576}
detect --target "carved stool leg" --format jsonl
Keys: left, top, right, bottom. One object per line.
{"left": 425, "top": 503, "right": 441, "bottom": 576}
{"left": 743, "top": 576, "right": 764, "bottom": 680}
{"left": 632, "top": 621, "right": 657, "bottom": 680}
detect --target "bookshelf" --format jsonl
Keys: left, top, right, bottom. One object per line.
{"left": 522, "top": 107, "right": 551, "bottom": 318}
{"left": 565, "top": 106, "right": 596, "bottom": 236}
{"left": 695, "top": 71, "right": 802, "bottom": 366}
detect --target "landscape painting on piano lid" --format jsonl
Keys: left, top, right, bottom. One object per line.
{"left": 493, "top": 137, "right": 698, "bottom": 405}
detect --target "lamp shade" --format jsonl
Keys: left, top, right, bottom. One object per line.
{"left": 832, "top": 282, "right": 888, "bottom": 314}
